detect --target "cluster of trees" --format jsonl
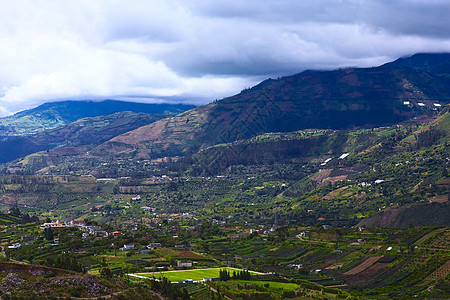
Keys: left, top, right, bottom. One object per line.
{"left": 219, "top": 269, "right": 252, "bottom": 281}
{"left": 150, "top": 277, "right": 190, "bottom": 299}
{"left": 43, "top": 253, "right": 84, "bottom": 273}
{"left": 415, "top": 126, "right": 445, "bottom": 148}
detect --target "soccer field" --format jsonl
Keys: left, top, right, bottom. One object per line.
{"left": 133, "top": 267, "right": 262, "bottom": 282}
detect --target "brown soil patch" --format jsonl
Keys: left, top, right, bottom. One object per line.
{"left": 176, "top": 250, "right": 205, "bottom": 259}
{"left": 411, "top": 180, "right": 423, "bottom": 192}
{"left": 358, "top": 143, "right": 381, "bottom": 155}
{"left": 144, "top": 257, "right": 166, "bottom": 262}
{"left": 313, "top": 169, "right": 332, "bottom": 182}
{"left": 323, "top": 175, "right": 348, "bottom": 184}
{"left": 437, "top": 178, "right": 450, "bottom": 188}
{"left": 0, "top": 194, "right": 19, "bottom": 205}
{"left": 325, "top": 263, "right": 343, "bottom": 270}
{"left": 344, "top": 262, "right": 390, "bottom": 286}
{"left": 379, "top": 207, "right": 404, "bottom": 227}
{"left": 344, "top": 256, "right": 381, "bottom": 275}
{"left": 428, "top": 195, "right": 448, "bottom": 203}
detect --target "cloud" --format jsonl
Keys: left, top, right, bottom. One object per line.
{"left": 0, "top": 0, "right": 449, "bottom": 117}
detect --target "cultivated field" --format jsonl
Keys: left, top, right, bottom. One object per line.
{"left": 344, "top": 256, "right": 381, "bottom": 275}
{"left": 132, "top": 267, "right": 263, "bottom": 282}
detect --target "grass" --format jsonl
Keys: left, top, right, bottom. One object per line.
{"left": 233, "top": 280, "right": 299, "bottom": 291}
{"left": 134, "top": 267, "right": 262, "bottom": 282}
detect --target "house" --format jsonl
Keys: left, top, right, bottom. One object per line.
{"left": 8, "top": 243, "right": 21, "bottom": 249}
{"left": 147, "top": 243, "right": 162, "bottom": 249}
{"left": 288, "top": 263, "right": 303, "bottom": 269}
{"left": 95, "top": 230, "right": 109, "bottom": 237}
{"left": 177, "top": 261, "right": 193, "bottom": 268}
{"left": 298, "top": 231, "right": 310, "bottom": 237}
{"left": 141, "top": 206, "right": 156, "bottom": 212}
{"left": 338, "top": 153, "right": 349, "bottom": 159}
{"left": 40, "top": 221, "right": 66, "bottom": 230}
{"left": 70, "top": 220, "right": 86, "bottom": 227}
{"left": 120, "top": 244, "right": 135, "bottom": 251}
{"left": 112, "top": 231, "right": 121, "bottom": 237}
{"left": 86, "top": 226, "right": 102, "bottom": 234}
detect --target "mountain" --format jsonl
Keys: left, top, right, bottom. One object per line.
{"left": 0, "top": 111, "right": 167, "bottom": 165}
{"left": 384, "top": 52, "right": 450, "bottom": 74}
{"left": 0, "top": 100, "right": 195, "bottom": 136}
{"left": 90, "top": 53, "right": 449, "bottom": 161}
{"left": 1, "top": 53, "right": 449, "bottom": 175}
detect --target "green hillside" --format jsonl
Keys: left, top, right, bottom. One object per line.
{"left": 0, "top": 100, "right": 195, "bottom": 136}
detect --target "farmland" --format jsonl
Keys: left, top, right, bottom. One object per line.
{"left": 133, "top": 267, "right": 263, "bottom": 282}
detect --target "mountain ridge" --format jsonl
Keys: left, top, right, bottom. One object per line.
{"left": 92, "top": 55, "right": 450, "bottom": 161}
{"left": 0, "top": 100, "right": 196, "bottom": 136}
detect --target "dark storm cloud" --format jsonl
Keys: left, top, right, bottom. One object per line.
{"left": 191, "top": 0, "right": 450, "bottom": 38}
{"left": 0, "top": 0, "right": 449, "bottom": 116}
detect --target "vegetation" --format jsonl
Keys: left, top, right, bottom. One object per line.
{"left": 0, "top": 53, "right": 448, "bottom": 298}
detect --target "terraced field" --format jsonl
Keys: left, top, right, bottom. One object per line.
{"left": 344, "top": 256, "right": 381, "bottom": 275}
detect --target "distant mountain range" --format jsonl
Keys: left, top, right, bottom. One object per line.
{"left": 0, "top": 53, "right": 449, "bottom": 173}
{"left": 0, "top": 100, "right": 195, "bottom": 136}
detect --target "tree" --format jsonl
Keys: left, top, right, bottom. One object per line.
{"left": 100, "top": 267, "right": 113, "bottom": 278}
{"left": 44, "top": 228, "right": 54, "bottom": 240}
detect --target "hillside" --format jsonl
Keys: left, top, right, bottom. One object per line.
{"left": 384, "top": 52, "right": 450, "bottom": 74}
{"left": 89, "top": 53, "right": 450, "bottom": 162}
{"left": 0, "top": 111, "right": 166, "bottom": 165}
{"left": 1, "top": 53, "right": 449, "bottom": 177}
{"left": 0, "top": 100, "right": 195, "bottom": 136}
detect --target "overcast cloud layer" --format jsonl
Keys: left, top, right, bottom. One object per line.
{"left": 0, "top": 0, "right": 449, "bottom": 117}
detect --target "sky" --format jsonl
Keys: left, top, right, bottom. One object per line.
{"left": 0, "top": 0, "right": 449, "bottom": 117}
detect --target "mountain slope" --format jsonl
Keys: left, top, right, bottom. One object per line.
{"left": 0, "top": 100, "right": 195, "bottom": 136}
{"left": 92, "top": 54, "right": 450, "bottom": 160}
{"left": 0, "top": 111, "right": 166, "bottom": 165}
{"left": 384, "top": 52, "right": 450, "bottom": 74}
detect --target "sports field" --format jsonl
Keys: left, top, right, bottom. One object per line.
{"left": 132, "top": 267, "right": 263, "bottom": 282}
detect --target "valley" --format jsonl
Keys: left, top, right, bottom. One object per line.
{"left": 0, "top": 53, "right": 448, "bottom": 299}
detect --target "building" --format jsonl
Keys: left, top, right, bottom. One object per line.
{"left": 120, "top": 244, "right": 135, "bottom": 251}
{"left": 147, "top": 243, "right": 162, "bottom": 249}
{"left": 177, "top": 261, "right": 193, "bottom": 268}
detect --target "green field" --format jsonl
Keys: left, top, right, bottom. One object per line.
{"left": 134, "top": 267, "right": 262, "bottom": 282}
{"left": 231, "top": 280, "right": 299, "bottom": 291}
